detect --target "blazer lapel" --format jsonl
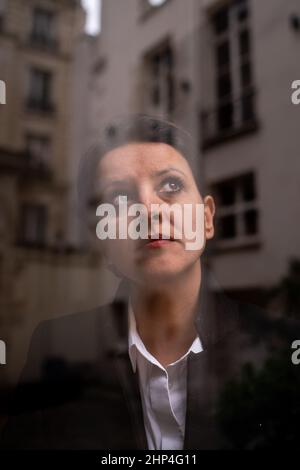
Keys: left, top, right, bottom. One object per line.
{"left": 183, "top": 268, "right": 240, "bottom": 449}
{"left": 106, "top": 280, "right": 148, "bottom": 450}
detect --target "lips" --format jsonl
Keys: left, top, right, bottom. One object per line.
{"left": 148, "top": 233, "right": 175, "bottom": 241}
{"left": 142, "top": 233, "right": 176, "bottom": 249}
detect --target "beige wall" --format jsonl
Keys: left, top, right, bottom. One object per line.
{"left": 0, "top": 0, "right": 113, "bottom": 387}
{"left": 0, "top": 0, "right": 85, "bottom": 245}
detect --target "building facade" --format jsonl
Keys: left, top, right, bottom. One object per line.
{"left": 0, "top": 0, "right": 85, "bottom": 250}
{"left": 0, "top": 0, "right": 114, "bottom": 389}
{"left": 91, "top": 0, "right": 300, "bottom": 300}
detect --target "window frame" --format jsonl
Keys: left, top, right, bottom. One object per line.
{"left": 201, "top": 0, "right": 258, "bottom": 149}
{"left": 30, "top": 6, "right": 57, "bottom": 50}
{"left": 18, "top": 202, "right": 48, "bottom": 248}
{"left": 26, "top": 66, "right": 54, "bottom": 112}
{"left": 143, "top": 40, "right": 175, "bottom": 116}
{"left": 212, "top": 171, "right": 260, "bottom": 251}
{"left": 25, "top": 133, "right": 52, "bottom": 169}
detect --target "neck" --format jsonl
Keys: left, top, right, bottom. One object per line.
{"left": 129, "top": 261, "right": 201, "bottom": 366}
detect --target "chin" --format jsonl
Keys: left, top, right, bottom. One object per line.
{"left": 134, "top": 260, "right": 193, "bottom": 283}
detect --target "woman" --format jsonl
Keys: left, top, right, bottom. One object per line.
{"left": 81, "top": 114, "right": 215, "bottom": 450}
{"left": 1, "top": 115, "right": 297, "bottom": 450}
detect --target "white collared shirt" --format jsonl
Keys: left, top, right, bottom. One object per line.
{"left": 128, "top": 302, "right": 203, "bottom": 450}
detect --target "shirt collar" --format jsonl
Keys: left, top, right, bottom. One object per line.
{"left": 128, "top": 300, "right": 203, "bottom": 373}
{"left": 128, "top": 302, "right": 137, "bottom": 373}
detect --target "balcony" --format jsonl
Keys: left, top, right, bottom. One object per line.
{"left": 0, "top": 147, "right": 52, "bottom": 181}
{"left": 201, "top": 88, "right": 259, "bottom": 150}
{"left": 25, "top": 98, "right": 55, "bottom": 115}
{"left": 29, "top": 33, "right": 59, "bottom": 53}
{"left": 15, "top": 238, "right": 47, "bottom": 251}
{"left": 20, "top": 152, "right": 53, "bottom": 182}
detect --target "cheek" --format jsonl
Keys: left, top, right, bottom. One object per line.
{"left": 179, "top": 196, "right": 203, "bottom": 243}
{"left": 105, "top": 238, "right": 136, "bottom": 268}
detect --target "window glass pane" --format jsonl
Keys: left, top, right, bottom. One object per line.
{"left": 218, "top": 102, "right": 233, "bottom": 130}
{"left": 19, "top": 204, "right": 47, "bottom": 245}
{"left": 242, "top": 173, "right": 256, "bottom": 201}
{"left": 241, "top": 92, "right": 254, "bottom": 122}
{"left": 28, "top": 68, "right": 52, "bottom": 106}
{"left": 213, "top": 7, "right": 229, "bottom": 35}
{"left": 236, "top": 0, "right": 248, "bottom": 22}
{"left": 244, "top": 209, "right": 258, "bottom": 235}
{"left": 239, "top": 29, "right": 250, "bottom": 57}
{"left": 217, "top": 75, "right": 232, "bottom": 99}
{"left": 209, "top": 0, "right": 255, "bottom": 139}
{"left": 216, "top": 41, "right": 230, "bottom": 68}
{"left": 219, "top": 214, "right": 236, "bottom": 239}
{"left": 32, "top": 8, "right": 54, "bottom": 42}
{"left": 240, "top": 61, "right": 252, "bottom": 88}
{"left": 218, "top": 181, "right": 236, "bottom": 206}
{"left": 147, "top": 44, "right": 174, "bottom": 113}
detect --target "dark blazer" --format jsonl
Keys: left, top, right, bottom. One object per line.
{"left": 1, "top": 268, "right": 300, "bottom": 450}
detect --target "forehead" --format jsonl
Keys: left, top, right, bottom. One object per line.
{"left": 98, "top": 142, "right": 193, "bottom": 181}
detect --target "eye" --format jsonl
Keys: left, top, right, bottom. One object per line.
{"left": 113, "top": 194, "right": 128, "bottom": 206}
{"left": 106, "top": 190, "right": 131, "bottom": 206}
{"left": 159, "top": 176, "right": 184, "bottom": 194}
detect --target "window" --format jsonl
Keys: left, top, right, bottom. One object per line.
{"left": 0, "top": 80, "right": 5, "bottom": 104}
{"left": 140, "top": 0, "right": 168, "bottom": 18}
{"left": 212, "top": 172, "right": 259, "bottom": 246}
{"left": 18, "top": 203, "right": 48, "bottom": 247}
{"left": 202, "top": 0, "right": 256, "bottom": 146}
{"left": 0, "top": 0, "right": 6, "bottom": 32}
{"left": 144, "top": 43, "right": 175, "bottom": 116}
{"left": 147, "top": 0, "right": 167, "bottom": 6}
{"left": 26, "top": 134, "right": 52, "bottom": 169}
{"left": 31, "top": 7, "right": 57, "bottom": 48}
{"left": 27, "top": 67, "right": 54, "bottom": 112}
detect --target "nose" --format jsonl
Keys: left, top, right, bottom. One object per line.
{"left": 138, "top": 185, "right": 163, "bottom": 225}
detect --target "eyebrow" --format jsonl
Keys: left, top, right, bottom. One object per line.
{"left": 99, "top": 167, "right": 186, "bottom": 192}
{"left": 153, "top": 167, "right": 186, "bottom": 178}
{"left": 98, "top": 178, "right": 134, "bottom": 195}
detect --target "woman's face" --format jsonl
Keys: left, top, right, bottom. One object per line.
{"left": 96, "top": 142, "right": 215, "bottom": 285}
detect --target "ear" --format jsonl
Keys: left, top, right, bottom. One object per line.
{"left": 203, "top": 195, "right": 215, "bottom": 240}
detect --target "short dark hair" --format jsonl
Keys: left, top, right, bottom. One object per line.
{"left": 77, "top": 114, "right": 200, "bottom": 225}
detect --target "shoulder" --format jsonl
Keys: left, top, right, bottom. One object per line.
{"left": 21, "top": 300, "right": 124, "bottom": 384}
{"left": 28, "top": 303, "right": 112, "bottom": 350}
{"left": 31, "top": 278, "right": 131, "bottom": 344}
